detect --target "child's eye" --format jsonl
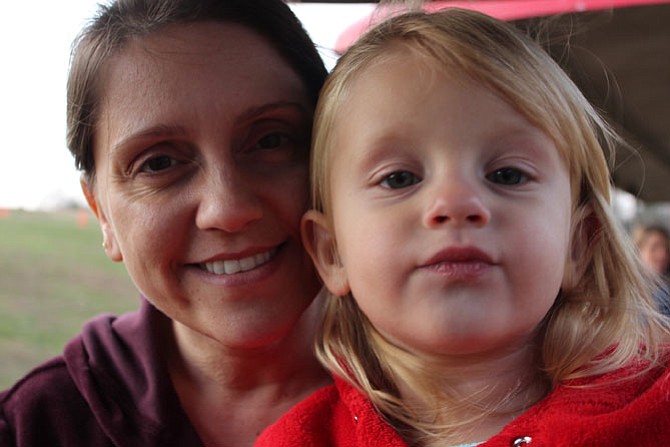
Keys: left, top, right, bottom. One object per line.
{"left": 140, "top": 155, "right": 178, "bottom": 173}
{"left": 486, "top": 167, "right": 528, "bottom": 185}
{"left": 380, "top": 171, "right": 421, "bottom": 189}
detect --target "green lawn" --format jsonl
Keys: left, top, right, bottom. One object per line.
{"left": 0, "top": 209, "right": 138, "bottom": 389}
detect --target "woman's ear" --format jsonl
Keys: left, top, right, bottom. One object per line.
{"left": 301, "top": 210, "right": 350, "bottom": 296}
{"left": 80, "top": 176, "right": 123, "bottom": 262}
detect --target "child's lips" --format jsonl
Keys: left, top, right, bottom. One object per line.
{"left": 420, "top": 246, "right": 495, "bottom": 267}
{"left": 424, "top": 260, "right": 493, "bottom": 278}
{"left": 419, "top": 246, "right": 496, "bottom": 280}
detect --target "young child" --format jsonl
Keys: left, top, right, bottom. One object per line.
{"left": 256, "top": 8, "right": 670, "bottom": 447}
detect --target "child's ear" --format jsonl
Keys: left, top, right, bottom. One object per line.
{"left": 301, "top": 210, "right": 350, "bottom": 296}
{"left": 564, "top": 204, "right": 598, "bottom": 288}
{"left": 81, "top": 176, "right": 123, "bottom": 263}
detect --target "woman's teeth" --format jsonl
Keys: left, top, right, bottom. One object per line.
{"left": 200, "top": 250, "right": 274, "bottom": 275}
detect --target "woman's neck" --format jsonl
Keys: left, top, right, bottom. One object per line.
{"left": 167, "top": 291, "right": 331, "bottom": 447}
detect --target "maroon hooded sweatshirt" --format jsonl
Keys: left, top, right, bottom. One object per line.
{"left": 0, "top": 299, "right": 204, "bottom": 446}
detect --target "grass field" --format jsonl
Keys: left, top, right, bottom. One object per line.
{"left": 0, "top": 209, "right": 138, "bottom": 389}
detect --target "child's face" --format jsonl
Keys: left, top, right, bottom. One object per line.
{"left": 306, "top": 53, "right": 573, "bottom": 358}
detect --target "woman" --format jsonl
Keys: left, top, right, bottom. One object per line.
{"left": 0, "top": 0, "right": 330, "bottom": 445}
{"left": 633, "top": 224, "right": 670, "bottom": 278}
{"left": 633, "top": 223, "right": 670, "bottom": 315}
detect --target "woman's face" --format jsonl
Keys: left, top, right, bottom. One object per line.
{"left": 85, "top": 22, "right": 320, "bottom": 349}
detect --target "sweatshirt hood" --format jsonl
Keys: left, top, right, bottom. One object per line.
{"left": 64, "top": 298, "right": 202, "bottom": 445}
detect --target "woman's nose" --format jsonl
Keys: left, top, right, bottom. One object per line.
{"left": 195, "top": 168, "right": 263, "bottom": 233}
{"left": 422, "top": 176, "right": 491, "bottom": 229}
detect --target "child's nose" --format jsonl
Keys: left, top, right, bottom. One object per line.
{"left": 422, "top": 176, "right": 491, "bottom": 229}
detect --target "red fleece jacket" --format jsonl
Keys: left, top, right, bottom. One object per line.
{"left": 256, "top": 363, "right": 670, "bottom": 446}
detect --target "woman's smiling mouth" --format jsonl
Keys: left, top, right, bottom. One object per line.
{"left": 199, "top": 247, "right": 279, "bottom": 275}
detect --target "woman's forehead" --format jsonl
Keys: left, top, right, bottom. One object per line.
{"left": 92, "top": 21, "right": 309, "bottom": 155}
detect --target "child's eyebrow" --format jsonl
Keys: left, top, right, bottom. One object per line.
{"left": 488, "top": 127, "right": 558, "bottom": 155}
{"left": 350, "top": 134, "right": 414, "bottom": 167}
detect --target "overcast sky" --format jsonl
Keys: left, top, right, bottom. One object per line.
{"left": 0, "top": 1, "right": 374, "bottom": 210}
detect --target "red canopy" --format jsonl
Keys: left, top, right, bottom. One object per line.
{"left": 335, "top": 0, "right": 670, "bottom": 53}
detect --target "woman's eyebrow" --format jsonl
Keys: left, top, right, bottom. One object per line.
{"left": 235, "top": 100, "right": 309, "bottom": 124}
{"left": 111, "top": 124, "right": 189, "bottom": 154}
{"left": 110, "top": 101, "right": 309, "bottom": 154}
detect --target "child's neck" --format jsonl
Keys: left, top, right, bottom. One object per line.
{"left": 394, "top": 343, "right": 548, "bottom": 446}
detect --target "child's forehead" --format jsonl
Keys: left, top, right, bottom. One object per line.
{"left": 333, "top": 39, "right": 572, "bottom": 157}
{"left": 361, "top": 43, "right": 451, "bottom": 76}
{"left": 342, "top": 45, "right": 465, "bottom": 99}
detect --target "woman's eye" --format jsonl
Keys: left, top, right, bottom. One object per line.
{"left": 380, "top": 171, "right": 421, "bottom": 189}
{"left": 244, "top": 129, "right": 307, "bottom": 164}
{"left": 140, "top": 155, "right": 177, "bottom": 173}
{"left": 255, "top": 132, "right": 289, "bottom": 150}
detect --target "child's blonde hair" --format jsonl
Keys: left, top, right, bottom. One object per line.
{"left": 311, "top": 8, "right": 667, "bottom": 444}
